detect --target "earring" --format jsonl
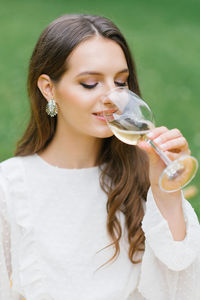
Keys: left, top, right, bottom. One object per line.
{"left": 46, "top": 99, "right": 58, "bottom": 117}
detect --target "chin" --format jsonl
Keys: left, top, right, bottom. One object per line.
{"left": 93, "top": 128, "right": 114, "bottom": 139}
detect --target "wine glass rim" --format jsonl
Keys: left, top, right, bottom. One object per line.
{"left": 105, "top": 86, "right": 136, "bottom": 94}
{"left": 102, "top": 87, "right": 141, "bottom": 102}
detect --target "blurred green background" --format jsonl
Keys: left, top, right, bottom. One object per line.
{"left": 0, "top": 0, "right": 200, "bottom": 216}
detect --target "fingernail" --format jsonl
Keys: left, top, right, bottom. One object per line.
{"left": 159, "top": 144, "right": 166, "bottom": 150}
{"left": 154, "top": 137, "right": 161, "bottom": 144}
{"left": 147, "top": 132, "right": 154, "bottom": 138}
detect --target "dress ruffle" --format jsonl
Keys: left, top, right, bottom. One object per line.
{"left": 141, "top": 188, "right": 200, "bottom": 271}
{"left": 1, "top": 157, "right": 53, "bottom": 300}
{"left": 138, "top": 187, "right": 200, "bottom": 300}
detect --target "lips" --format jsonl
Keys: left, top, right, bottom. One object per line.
{"left": 92, "top": 109, "right": 117, "bottom": 116}
{"left": 93, "top": 112, "right": 104, "bottom": 116}
{"left": 92, "top": 110, "right": 117, "bottom": 123}
{"left": 92, "top": 112, "right": 106, "bottom": 121}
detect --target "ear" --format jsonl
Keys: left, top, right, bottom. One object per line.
{"left": 37, "top": 74, "right": 54, "bottom": 102}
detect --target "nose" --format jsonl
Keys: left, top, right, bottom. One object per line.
{"left": 101, "top": 87, "right": 118, "bottom": 112}
{"left": 101, "top": 80, "right": 117, "bottom": 105}
{"left": 104, "top": 79, "right": 117, "bottom": 94}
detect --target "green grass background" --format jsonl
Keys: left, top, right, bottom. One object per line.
{"left": 0, "top": 0, "right": 200, "bottom": 216}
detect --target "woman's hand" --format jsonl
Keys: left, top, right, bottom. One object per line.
{"left": 138, "top": 126, "right": 190, "bottom": 241}
{"left": 138, "top": 126, "right": 191, "bottom": 187}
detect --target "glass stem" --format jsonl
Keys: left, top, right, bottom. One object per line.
{"left": 147, "top": 139, "right": 171, "bottom": 166}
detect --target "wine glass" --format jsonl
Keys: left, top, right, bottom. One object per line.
{"left": 101, "top": 87, "right": 198, "bottom": 192}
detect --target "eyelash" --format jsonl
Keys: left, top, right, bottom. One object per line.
{"left": 115, "top": 81, "right": 128, "bottom": 87}
{"left": 80, "top": 83, "right": 98, "bottom": 89}
{"left": 80, "top": 81, "right": 128, "bottom": 89}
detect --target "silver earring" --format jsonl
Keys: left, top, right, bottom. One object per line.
{"left": 46, "top": 99, "right": 58, "bottom": 117}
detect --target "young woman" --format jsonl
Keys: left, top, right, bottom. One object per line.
{"left": 0, "top": 14, "right": 200, "bottom": 300}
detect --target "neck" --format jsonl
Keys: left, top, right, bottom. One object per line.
{"left": 38, "top": 125, "right": 103, "bottom": 169}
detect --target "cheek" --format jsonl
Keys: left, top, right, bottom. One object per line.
{"left": 55, "top": 86, "right": 113, "bottom": 137}
{"left": 56, "top": 88, "right": 98, "bottom": 114}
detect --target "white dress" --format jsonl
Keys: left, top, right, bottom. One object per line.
{"left": 0, "top": 153, "right": 200, "bottom": 300}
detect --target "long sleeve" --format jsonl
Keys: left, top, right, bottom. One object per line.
{"left": 138, "top": 187, "right": 200, "bottom": 300}
{"left": 0, "top": 166, "right": 21, "bottom": 300}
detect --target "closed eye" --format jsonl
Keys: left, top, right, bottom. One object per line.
{"left": 80, "top": 82, "right": 98, "bottom": 89}
{"left": 115, "top": 81, "right": 128, "bottom": 87}
{"left": 80, "top": 81, "right": 128, "bottom": 89}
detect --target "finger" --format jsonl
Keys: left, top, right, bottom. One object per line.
{"left": 147, "top": 126, "right": 168, "bottom": 140}
{"left": 138, "top": 140, "right": 162, "bottom": 164}
{"left": 164, "top": 151, "right": 180, "bottom": 161}
{"left": 164, "top": 149, "right": 191, "bottom": 161}
{"left": 138, "top": 141, "right": 151, "bottom": 152}
{"left": 153, "top": 128, "right": 182, "bottom": 145}
{"left": 159, "top": 137, "right": 189, "bottom": 152}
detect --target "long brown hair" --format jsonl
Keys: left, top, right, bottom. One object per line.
{"left": 15, "top": 14, "right": 150, "bottom": 265}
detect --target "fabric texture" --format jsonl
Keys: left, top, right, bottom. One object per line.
{"left": 0, "top": 154, "right": 200, "bottom": 300}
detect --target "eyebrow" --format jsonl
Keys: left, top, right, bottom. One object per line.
{"left": 76, "top": 68, "right": 129, "bottom": 77}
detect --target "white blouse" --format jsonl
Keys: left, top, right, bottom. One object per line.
{"left": 0, "top": 153, "right": 200, "bottom": 300}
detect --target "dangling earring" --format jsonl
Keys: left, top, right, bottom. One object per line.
{"left": 46, "top": 99, "right": 58, "bottom": 117}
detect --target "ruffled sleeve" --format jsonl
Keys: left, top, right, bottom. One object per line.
{"left": 138, "top": 187, "right": 200, "bottom": 300}
{"left": 0, "top": 164, "right": 21, "bottom": 299}
{"left": 0, "top": 157, "right": 53, "bottom": 300}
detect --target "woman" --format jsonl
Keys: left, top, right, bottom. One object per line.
{"left": 0, "top": 14, "right": 200, "bottom": 300}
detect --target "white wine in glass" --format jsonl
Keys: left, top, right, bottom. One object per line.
{"left": 109, "top": 119, "right": 155, "bottom": 145}
{"left": 102, "top": 87, "right": 198, "bottom": 193}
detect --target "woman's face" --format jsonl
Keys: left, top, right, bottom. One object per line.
{"left": 53, "top": 36, "right": 129, "bottom": 139}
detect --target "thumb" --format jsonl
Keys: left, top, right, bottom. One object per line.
{"left": 138, "top": 140, "right": 152, "bottom": 152}
{"left": 138, "top": 140, "right": 161, "bottom": 164}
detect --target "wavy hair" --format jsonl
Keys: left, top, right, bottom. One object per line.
{"left": 15, "top": 14, "right": 150, "bottom": 265}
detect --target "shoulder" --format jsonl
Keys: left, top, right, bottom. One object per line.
{"left": 0, "top": 155, "right": 35, "bottom": 188}
{"left": 0, "top": 156, "right": 23, "bottom": 178}
{"left": 0, "top": 157, "right": 23, "bottom": 196}
{"left": 0, "top": 154, "right": 36, "bottom": 171}
{"left": 0, "top": 156, "right": 21, "bottom": 168}
{"left": 0, "top": 155, "right": 34, "bottom": 209}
